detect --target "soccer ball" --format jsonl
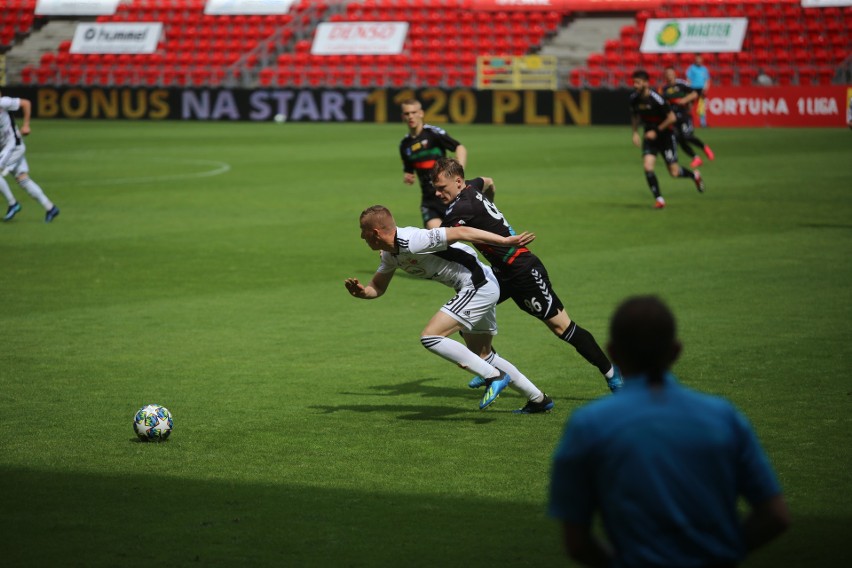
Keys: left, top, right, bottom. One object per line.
{"left": 273, "top": 113, "right": 287, "bottom": 123}
{"left": 133, "top": 404, "right": 173, "bottom": 442}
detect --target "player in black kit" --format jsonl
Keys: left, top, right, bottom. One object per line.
{"left": 399, "top": 98, "right": 467, "bottom": 228}
{"left": 661, "top": 67, "right": 715, "bottom": 169}
{"left": 630, "top": 69, "right": 705, "bottom": 209}
{"left": 432, "top": 157, "right": 623, "bottom": 394}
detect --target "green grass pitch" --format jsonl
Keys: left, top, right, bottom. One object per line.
{"left": 1, "top": 120, "right": 850, "bottom": 567}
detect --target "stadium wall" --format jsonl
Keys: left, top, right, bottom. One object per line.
{"left": 13, "top": 86, "right": 851, "bottom": 127}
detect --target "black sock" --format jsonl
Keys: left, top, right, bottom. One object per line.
{"left": 559, "top": 321, "right": 612, "bottom": 375}
{"left": 677, "top": 139, "right": 696, "bottom": 157}
{"left": 678, "top": 167, "right": 694, "bottom": 178}
{"left": 689, "top": 135, "right": 706, "bottom": 148}
{"left": 644, "top": 171, "right": 661, "bottom": 198}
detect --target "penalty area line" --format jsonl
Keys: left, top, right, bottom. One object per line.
{"left": 61, "top": 158, "right": 232, "bottom": 187}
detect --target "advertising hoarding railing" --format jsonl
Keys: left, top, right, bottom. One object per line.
{"left": 10, "top": 86, "right": 850, "bottom": 128}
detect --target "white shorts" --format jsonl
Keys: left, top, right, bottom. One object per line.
{"left": 439, "top": 273, "right": 499, "bottom": 335}
{"left": 1, "top": 145, "right": 28, "bottom": 177}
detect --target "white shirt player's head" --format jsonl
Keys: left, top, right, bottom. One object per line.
{"left": 359, "top": 205, "right": 397, "bottom": 252}
{"left": 431, "top": 157, "right": 466, "bottom": 205}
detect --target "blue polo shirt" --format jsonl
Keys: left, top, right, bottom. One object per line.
{"left": 687, "top": 64, "right": 710, "bottom": 89}
{"left": 549, "top": 373, "right": 782, "bottom": 568}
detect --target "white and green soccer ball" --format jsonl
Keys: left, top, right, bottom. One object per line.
{"left": 134, "top": 404, "right": 173, "bottom": 442}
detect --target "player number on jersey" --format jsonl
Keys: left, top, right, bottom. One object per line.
{"left": 476, "top": 193, "right": 511, "bottom": 229}
{"left": 524, "top": 297, "right": 543, "bottom": 313}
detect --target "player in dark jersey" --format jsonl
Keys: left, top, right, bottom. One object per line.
{"left": 630, "top": 69, "right": 705, "bottom": 209}
{"left": 662, "top": 67, "right": 715, "bottom": 169}
{"left": 432, "top": 157, "right": 623, "bottom": 393}
{"left": 399, "top": 98, "right": 467, "bottom": 228}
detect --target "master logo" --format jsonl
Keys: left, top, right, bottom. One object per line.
{"left": 657, "top": 22, "right": 681, "bottom": 47}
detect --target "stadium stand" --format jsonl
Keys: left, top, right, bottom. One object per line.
{"left": 571, "top": 0, "right": 851, "bottom": 88}
{"left": 1, "top": 0, "right": 43, "bottom": 51}
{"left": 7, "top": 0, "right": 852, "bottom": 89}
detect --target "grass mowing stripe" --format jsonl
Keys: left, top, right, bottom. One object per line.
{"left": 1, "top": 122, "right": 849, "bottom": 566}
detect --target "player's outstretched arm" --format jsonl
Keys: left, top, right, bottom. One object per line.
{"left": 446, "top": 226, "right": 535, "bottom": 247}
{"left": 657, "top": 110, "right": 677, "bottom": 132}
{"left": 454, "top": 144, "right": 468, "bottom": 169}
{"left": 630, "top": 115, "right": 641, "bottom": 147}
{"left": 344, "top": 271, "right": 393, "bottom": 299}
{"left": 19, "top": 99, "right": 32, "bottom": 135}
{"left": 480, "top": 176, "right": 495, "bottom": 202}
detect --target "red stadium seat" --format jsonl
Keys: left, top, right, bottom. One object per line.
{"left": 21, "top": 66, "right": 34, "bottom": 84}
{"left": 717, "top": 67, "right": 735, "bottom": 87}
{"left": 816, "top": 67, "right": 835, "bottom": 84}
{"left": 738, "top": 67, "right": 757, "bottom": 85}
{"left": 775, "top": 66, "right": 794, "bottom": 86}
{"left": 259, "top": 67, "right": 274, "bottom": 86}
{"left": 797, "top": 66, "right": 817, "bottom": 85}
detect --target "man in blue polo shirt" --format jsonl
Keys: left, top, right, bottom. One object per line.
{"left": 687, "top": 54, "right": 711, "bottom": 127}
{"left": 548, "top": 296, "right": 789, "bottom": 568}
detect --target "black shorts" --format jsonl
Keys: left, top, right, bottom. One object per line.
{"left": 642, "top": 130, "right": 678, "bottom": 165}
{"left": 495, "top": 253, "right": 564, "bottom": 321}
{"left": 677, "top": 113, "right": 695, "bottom": 137}
{"left": 420, "top": 194, "right": 446, "bottom": 225}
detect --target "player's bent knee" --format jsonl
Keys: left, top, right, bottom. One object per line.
{"left": 420, "top": 335, "right": 443, "bottom": 351}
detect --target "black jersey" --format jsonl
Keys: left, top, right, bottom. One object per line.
{"left": 660, "top": 79, "right": 696, "bottom": 119}
{"left": 399, "top": 125, "right": 462, "bottom": 201}
{"left": 441, "top": 178, "right": 531, "bottom": 269}
{"left": 629, "top": 88, "right": 674, "bottom": 131}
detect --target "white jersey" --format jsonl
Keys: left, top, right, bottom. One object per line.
{"left": 0, "top": 96, "right": 24, "bottom": 168}
{"left": 378, "top": 226, "right": 492, "bottom": 291}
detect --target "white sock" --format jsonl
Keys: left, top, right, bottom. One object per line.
{"left": 486, "top": 352, "right": 544, "bottom": 402}
{"left": 420, "top": 336, "right": 500, "bottom": 379}
{"left": 0, "top": 177, "right": 15, "bottom": 206}
{"left": 18, "top": 177, "right": 53, "bottom": 210}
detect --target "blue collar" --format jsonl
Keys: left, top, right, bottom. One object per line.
{"left": 622, "top": 371, "right": 678, "bottom": 387}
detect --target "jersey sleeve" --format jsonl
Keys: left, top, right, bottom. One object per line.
{"left": 548, "top": 409, "right": 598, "bottom": 523}
{"left": 0, "top": 96, "right": 20, "bottom": 112}
{"left": 434, "top": 129, "right": 461, "bottom": 152}
{"left": 405, "top": 227, "right": 448, "bottom": 254}
{"left": 732, "top": 406, "right": 783, "bottom": 505}
{"left": 376, "top": 251, "right": 397, "bottom": 274}
{"left": 465, "top": 178, "right": 485, "bottom": 194}
{"left": 399, "top": 140, "right": 414, "bottom": 173}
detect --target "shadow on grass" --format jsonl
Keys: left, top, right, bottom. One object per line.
{"left": 5, "top": 465, "right": 846, "bottom": 568}
{"left": 311, "top": 403, "right": 496, "bottom": 423}
{"left": 366, "top": 377, "right": 476, "bottom": 399}
{"left": 3, "top": 466, "right": 560, "bottom": 567}
{"left": 338, "top": 377, "right": 594, "bottom": 414}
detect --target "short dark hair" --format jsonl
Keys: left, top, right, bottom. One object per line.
{"left": 609, "top": 295, "right": 677, "bottom": 381}
{"left": 431, "top": 157, "right": 465, "bottom": 182}
{"left": 632, "top": 69, "right": 650, "bottom": 81}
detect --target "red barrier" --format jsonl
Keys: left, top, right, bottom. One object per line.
{"left": 704, "top": 86, "right": 851, "bottom": 128}
{"left": 469, "top": 0, "right": 662, "bottom": 10}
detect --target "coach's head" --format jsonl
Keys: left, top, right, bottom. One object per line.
{"left": 608, "top": 295, "right": 681, "bottom": 384}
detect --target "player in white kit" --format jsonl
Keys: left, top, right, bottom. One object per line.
{"left": 345, "top": 205, "right": 555, "bottom": 413}
{"left": 0, "top": 91, "right": 59, "bottom": 222}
